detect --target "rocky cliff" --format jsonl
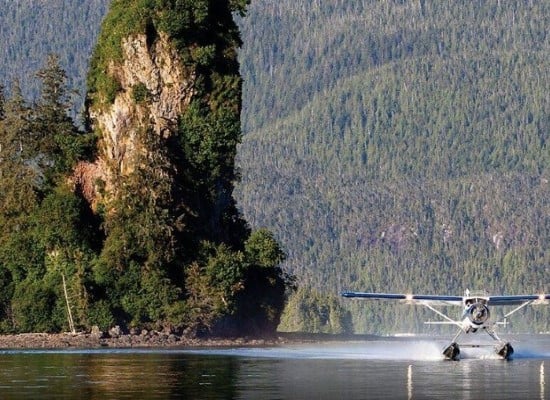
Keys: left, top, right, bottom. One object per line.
{"left": 79, "top": 1, "right": 248, "bottom": 211}
{"left": 92, "top": 32, "right": 194, "bottom": 170}
{"left": 79, "top": 28, "right": 195, "bottom": 206}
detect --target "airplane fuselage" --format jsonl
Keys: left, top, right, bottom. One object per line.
{"left": 461, "top": 300, "right": 490, "bottom": 332}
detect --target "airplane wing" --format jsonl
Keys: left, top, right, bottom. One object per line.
{"left": 341, "top": 292, "right": 463, "bottom": 306}
{"left": 341, "top": 292, "right": 550, "bottom": 307}
{"left": 487, "top": 294, "right": 550, "bottom": 306}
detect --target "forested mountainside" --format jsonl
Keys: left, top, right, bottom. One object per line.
{"left": 0, "top": 0, "right": 548, "bottom": 335}
{"left": 0, "top": 0, "right": 290, "bottom": 336}
{"left": 0, "top": 0, "right": 110, "bottom": 118}
{"left": 235, "top": 0, "right": 549, "bottom": 333}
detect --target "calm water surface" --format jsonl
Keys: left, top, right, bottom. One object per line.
{"left": 0, "top": 336, "right": 548, "bottom": 399}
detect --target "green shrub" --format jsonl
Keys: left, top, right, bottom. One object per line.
{"left": 88, "top": 300, "right": 116, "bottom": 332}
{"left": 132, "top": 82, "right": 150, "bottom": 103}
{"left": 11, "top": 280, "right": 60, "bottom": 332}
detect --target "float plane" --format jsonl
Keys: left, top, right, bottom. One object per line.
{"left": 341, "top": 290, "right": 550, "bottom": 360}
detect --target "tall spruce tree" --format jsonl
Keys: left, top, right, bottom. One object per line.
{"left": 0, "top": 84, "right": 5, "bottom": 120}
{"left": 35, "top": 54, "right": 91, "bottom": 185}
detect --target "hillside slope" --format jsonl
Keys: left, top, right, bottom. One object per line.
{"left": 235, "top": 0, "right": 549, "bottom": 333}
{"left": 0, "top": 0, "right": 109, "bottom": 116}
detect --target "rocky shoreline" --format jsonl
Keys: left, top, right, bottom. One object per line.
{"left": 0, "top": 332, "right": 277, "bottom": 349}
{"left": 0, "top": 331, "right": 379, "bottom": 350}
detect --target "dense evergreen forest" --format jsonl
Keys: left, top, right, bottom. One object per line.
{"left": 0, "top": 0, "right": 548, "bottom": 334}
{"left": 235, "top": 0, "right": 549, "bottom": 334}
{"left": 0, "top": 0, "right": 110, "bottom": 119}
{"left": 0, "top": 0, "right": 290, "bottom": 336}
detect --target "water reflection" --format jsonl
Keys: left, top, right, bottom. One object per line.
{"left": 407, "top": 364, "right": 413, "bottom": 400}
{"left": 231, "top": 356, "right": 549, "bottom": 400}
{"left": 0, "top": 353, "right": 241, "bottom": 399}
{"left": 541, "top": 362, "right": 545, "bottom": 400}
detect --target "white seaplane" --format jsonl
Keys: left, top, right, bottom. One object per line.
{"left": 341, "top": 289, "right": 550, "bottom": 360}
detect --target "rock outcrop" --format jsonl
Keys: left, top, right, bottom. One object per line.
{"left": 81, "top": 30, "right": 195, "bottom": 207}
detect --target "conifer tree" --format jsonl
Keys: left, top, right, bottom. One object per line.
{"left": 0, "top": 84, "right": 5, "bottom": 120}
{"left": 35, "top": 55, "right": 91, "bottom": 184}
{"left": 0, "top": 81, "right": 36, "bottom": 218}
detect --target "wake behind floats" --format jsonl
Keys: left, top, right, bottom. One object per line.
{"left": 341, "top": 289, "right": 550, "bottom": 360}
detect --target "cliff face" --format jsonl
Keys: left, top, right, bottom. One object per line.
{"left": 93, "top": 32, "right": 194, "bottom": 167}
{"left": 82, "top": 0, "right": 250, "bottom": 244}
{"left": 80, "top": 30, "right": 195, "bottom": 205}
